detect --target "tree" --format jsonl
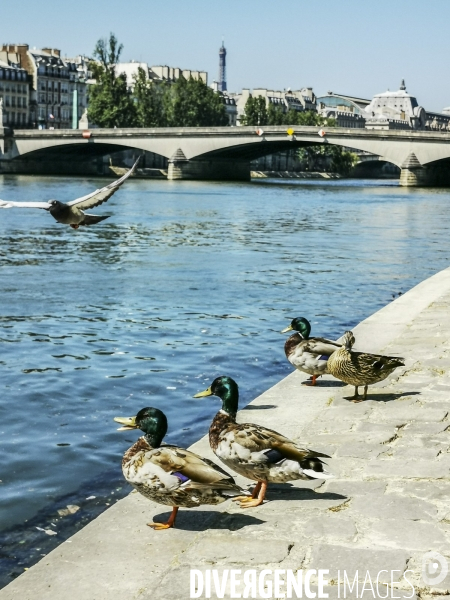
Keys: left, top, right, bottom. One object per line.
{"left": 164, "top": 76, "right": 228, "bottom": 127}
{"left": 294, "top": 116, "right": 357, "bottom": 174}
{"left": 241, "top": 96, "right": 268, "bottom": 126}
{"left": 133, "top": 67, "right": 167, "bottom": 127}
{"left": 267, "top": 103, "right": 285, "bottom": 125}
{"left": 88, "top": 33, "right": 136, "bottom": 127}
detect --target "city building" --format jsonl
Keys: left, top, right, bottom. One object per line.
{"left": 114, "top": 61, "right": 151, "bottom": 89}
{"left": 0, "top": 44, "right": 89, "bottom": 129}
{"left": 0, "top": 44, "right": 88, "bottom": 129}
{"left": 150, "top": 65, "right": 207, "bottom": 85}
{"left": 65, "top": 55, "right": 92, "bottom": 128}
{"left": 233, "top": 87, "right": 316, "bottom": 125}
{"left": 0, "top": 53, "right": 30, "bottom": 128}
{"left": 114, "top": 61, "right": 208, "bottom": 90}
{"left": 316, "top": 92, "right": 369, "bottom": 127}
{"left": 318, "top": 81, "right": 450, "bottom": 131}
{"left": 364, "top": 80, "right": 426, "bottom": 130}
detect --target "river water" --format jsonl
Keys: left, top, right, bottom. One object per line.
{"left": 1, "top": 175, "right": 450, "bottom": 583}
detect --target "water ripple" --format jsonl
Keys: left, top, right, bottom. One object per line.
{"left": 1, "top": 176, "right": 450, "bottom": 585}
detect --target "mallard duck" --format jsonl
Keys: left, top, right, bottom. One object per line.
{"left": 326, "top": 331, "right": 405, "bottom": 402}
{"left": 281, "top": 317, "right": 342, "bottom": 385}
{"left": 114, "top": 407, "right": 249, "bottom": 529}
{"left": 194, "top": 376, "right": 333, "bottom": 508}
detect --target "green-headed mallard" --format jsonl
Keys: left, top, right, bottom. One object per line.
{"left": 326, "top": 331, "right": 405, "bottom": 402}
{"left": 194, "top": 376, "right": 333, "bottom": 508}
{"left": 281, "top": 317, "right": 343, "bottom": 385}
{"left": 114, "top": 407, "right": 248, "bottom": 529}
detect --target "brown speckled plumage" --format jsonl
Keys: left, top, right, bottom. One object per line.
{"left": 327, "top": 331, "right": 405, "bottom": 400}
{"left": 209, "top": 411, "right": 332, "bottom": 484}
{"left": 122, "top": 436, "right": 151, "bottom": 468}
{"left": 284, "top": 333, "right": 303, "bottom": 358}
{"left": 209, "top": 411, "right": 236, "bottom": 451}
{"left": 121, "top": 436, "right": 246, "bottom": 509}
{"left": 284, "top": 333, "right": 341, "bottom": 379}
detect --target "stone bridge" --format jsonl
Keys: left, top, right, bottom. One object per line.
{"left": 2, "top": 125, "right": 450, "bottom": 185}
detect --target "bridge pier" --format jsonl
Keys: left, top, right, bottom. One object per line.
{"left": 399, "top": 153, "right": 450, "bottom": 187}
{"left": 168, "top": 149, "right": 250, "bottom": 181}
{"left": 399, "top": 153, "right": 429, "bottom": 187}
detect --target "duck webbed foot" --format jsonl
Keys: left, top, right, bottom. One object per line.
{"left": 302, "top": 375, "right": 318, "bottom": 386}
{"left": 347, "top": 386, "right": 363, "bottom": 403}
{"left": 147, "top": 506, "right": 178, "bottom": 530}
{"left": 232, "top": 481, "right": 262, "bottom": 504}
{"left": 239, "top": 481, "right": 267, "bottom": 508}
{"left": 148, "top": 522, "right": 173, "bottom": 530}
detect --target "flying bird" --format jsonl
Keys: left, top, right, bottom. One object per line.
{"left": 0, "top": 156, "right": 141, "bottom": 229}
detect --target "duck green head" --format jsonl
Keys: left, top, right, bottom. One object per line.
{"left": 281, "top": 317, "right": 311, "bottom": 339}
{"left": 193, "top": 376, "right": 239, "bottom": 416}
{"left": 114, "top": 407, "right": 168, "bottom": 448}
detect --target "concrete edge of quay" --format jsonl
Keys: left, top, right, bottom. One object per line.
{"left": 2, "top": 265, "right": 450, "bottom": 600}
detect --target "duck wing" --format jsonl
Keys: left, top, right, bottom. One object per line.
{"left": 66, "top": 156, "right": 140, "bottom": 210}
{"left": 229, "top": 423, "right": 330, "bottom": 463}
{"left": 303, "top": 336, "right": 342, "bottom": 357}
{"left": 0, "top": 200, "right": 51, "bottom": 210}
{"left": 351, "top": 351, "right": 405, "bottom": 371}
{"left": 150, "top": 445, "right": 238, "bottom": 486}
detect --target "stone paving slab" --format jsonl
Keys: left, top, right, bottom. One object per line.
{"left": 2, "top": 266, "right": 450, "bottom": 599}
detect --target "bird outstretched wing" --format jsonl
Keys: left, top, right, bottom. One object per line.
{"left": 0, "top": 200, "right": 51, "bottom": 210}
{"left": 67, "top": 156, "right": 141, "bottom": 210}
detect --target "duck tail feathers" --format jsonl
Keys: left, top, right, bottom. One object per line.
{"left": 220, "top": 484, "right": 251, "bottom": 498}
{"left": 303, "top": 468, "right": 335, "bottom": 480}
{"left": 81, "top": 214, "right": 110, "bottom": 226}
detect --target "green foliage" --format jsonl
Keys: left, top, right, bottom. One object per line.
{"left": 287, "top": 114, "right": 357, "bottom": 174}
{"left": 133, "top": 68, "right": 167, "bottom": 127}
{"left": 241, "top": 96, "right": 268, "bottom": 126}
{"left": 164, "top": 76, "right": 228, "bottom": 127}
{"left": 297, "top": 144, "right": 358, "bottom": 175}
{"left": 267, "top": 103, "right": 285, "bottom": 125}
{"left": 89, "top": 34, "right": 228, "bottom": 128}
{"left": 330, "top": 149, "right": 358, "bottom": 175}
{"left": 88, "top": 33, "right": 136, "bottom": 128}
{"left": 242, "top": 95, "right": 335, "bottom": 128}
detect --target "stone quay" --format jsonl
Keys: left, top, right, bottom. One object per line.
{"left": 2, "top": 267, "right": 450, "bottom": 599}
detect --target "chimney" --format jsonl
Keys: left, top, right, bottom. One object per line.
{"left": 42, "top": 48, "right": 61, "bottom": 57}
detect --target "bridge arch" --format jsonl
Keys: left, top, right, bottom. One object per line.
{"left": 3, "top": 126, "right": 450, "bottom": 184}
{"left": 3, "top": 140, "right": 168, "bottom": 176}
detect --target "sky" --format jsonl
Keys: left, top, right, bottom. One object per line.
{"left": 3, "top": 0, "right": 450, "bottom": 112}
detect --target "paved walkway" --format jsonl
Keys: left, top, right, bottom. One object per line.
{"left": 2, "top": 268, "right": 450, "bottom": 600}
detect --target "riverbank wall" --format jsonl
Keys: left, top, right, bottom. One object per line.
{"left": 2, "top": 267, "right": 450, "bottom": 600}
